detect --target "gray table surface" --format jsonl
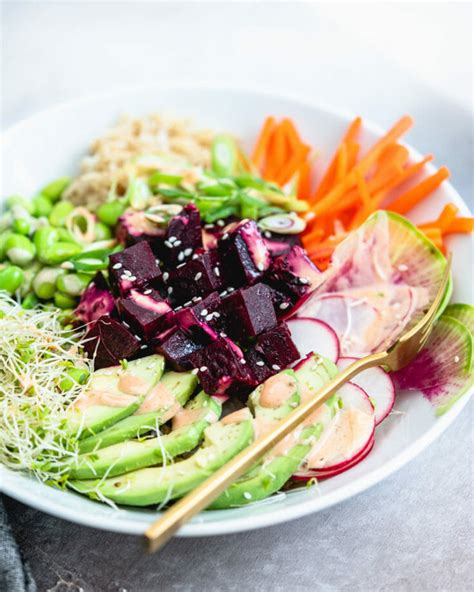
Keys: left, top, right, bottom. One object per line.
{"left": 2, "top": 3, "right": 473, "bottom": 591}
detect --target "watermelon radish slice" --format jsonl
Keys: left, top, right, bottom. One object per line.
{"left": 299, "top": 382, "right": 375, "bottom": 472}
{"left": 286, "top": 317, "right": 340, "bottom": 363}
{"left": 337, "top": 357, "right": 395, "bottom": 425}
{"left": 444, "top": 303, "right": 474, "bottom": 335}
{"left": 394, "top": 314, "right": 473, "bottom": 415}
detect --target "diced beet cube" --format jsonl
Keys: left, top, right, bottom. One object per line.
{"left": 154, "top": 327, "right": 203, "bottom": 371}
{"left": 118, "top": 289, "right": 173, "bottom": 340}
{"left": 159, "top": 203, "right": 203, "bottom": 267}
{"left": 83, "top": 316, "right": 140, "bottom": 369}
{"left": 218, "top": 219, "right": 270, "bottom": 286}
{"left": 174, "top": 306, "right": 219, "bottom": 345}
{"left": 189, "top": 337, "right": 255, "bottom": 396}
{"left": 254, "top": 323, "right": 299, "bottom": 371}
{"left": 262, "top": 232, "right": 303, "bottom": 258}
{"left": 265, "top": 246, "right": 322, "bottom": 305}
{"left": 116, "top": 210, "right": 165, "bottom": 249}
{"left": 265, "top": 284, "right": 294, "bottom": 318}
{"left": 109, "top": 242, "right": 162, "bottom": 296}
{"left": 221, "top": 283, "right": 277, "bottom": 340}
{"left": 245, "top": 348, "right": 274, "bottom": 384}
{"left": 74, "top": 272, "right": 115, "bottom": 325}
{"left": 166, "top": 251, "right": 223, "bottom": 304}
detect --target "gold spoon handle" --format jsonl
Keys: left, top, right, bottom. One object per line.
{"left": 145, "top": 351, "right": 385, "bottom": 552}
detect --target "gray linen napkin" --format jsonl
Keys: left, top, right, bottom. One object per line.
{"left": 0, "top": 496, "right": 37, "bottom": 592}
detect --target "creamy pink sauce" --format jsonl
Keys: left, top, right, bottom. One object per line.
{"left": 136, "top": 383, "right": 176, "bottom": 415}
{"left": 117, "top": 373, "right": 149, "bottom": 395}
{"left": 72, "top": 389, "right": 137, "bottom": 411}
{"left": 222, "top": 408, "right": 252, "bottom": 425}
{"left": 172, "top": 407, "right": 204, "bottom": 430}
{"left": 259, "top": 374, "right": 297, "bottom": 409}
{"left": 306, "top": 407, "right": 374, "bottom": 469}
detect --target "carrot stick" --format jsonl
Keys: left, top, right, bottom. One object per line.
{"left": 251, "top": 116, "right": 276, "bottom": 169}
{"left": 387, "top": 166, "right": 450, "bottom": 214}
{"left": 334, "top": 143, "right": 348, "bottom": 186}
{"left": 346, "top": 141, "right": 360, "bottom": 170}
{"left": 420, "top": 227, "right": 444, "bottom": 249}
{"left": 444, "top": 217, "right": 474, "bottom": 234}
{"left": 312, "top": 116, "right": 414, "bottom": 216}
{"left": 419, "top": 203, "right": 460, "bottom": 233}
{"left": 281, "top": 118, "right": 302, "bottom": 151}
{"left": 297, "top": 160, "right": 311, "bottom": 198}
{"left": 275, "top": 144, "right": 310, "bottom": 186}
{"left": 264, "top": 122, "right": 288, "bottom": 181}
{"left": 344, "top": 116, "right": 362, "bottom": 143}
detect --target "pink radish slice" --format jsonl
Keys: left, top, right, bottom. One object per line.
{"left": 297, "top": 294, "right": 382, "bottom": 356}
{"left": 337, "top": 357, "right": 395, "bottom": 425}
{"left": 286, "top": 317, "right": 340, "bottom": 363}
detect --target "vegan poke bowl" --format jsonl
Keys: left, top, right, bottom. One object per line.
{"left": 1, "top": 88, "right": 473, "bottom": 535}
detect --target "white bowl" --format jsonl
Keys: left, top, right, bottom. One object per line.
{"left": 1, "top": 85, "right": 472, "bottom": 537}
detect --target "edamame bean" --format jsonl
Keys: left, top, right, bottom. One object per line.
{"left": 54, "top": 291, "right": 77, "bottom": 310}
{"left": 22, "top": 293, "right": 39, "bottom": 309}
{"left": 12, "top": 217, "right": 32, "bottom": 236}
{"left": 57, "top": 272, "right": 90, "bottom": 296}
{"left": 55, "top": 228, "right": 80, "bottom": 244}
{"left": 94, "top": 221, "right": 113, "bottom": 241}
{"left": 34, "top": 227, "right": 58, "bottom": 259}
{"left": 49, "top": 201, "right": 75, "bottom": 227}
{"left": 32, "top": 194, "right": 53, "bottom": 217}
{"left": 40, "top": 176, "right": 71, "bottom": 202}
{"left": 96, "top": 201, "right": 126, "bottom": 226}
{"left": 0, "top": 266, "right": 24, "bottom": 294}
{"left": 6, "top": 195, "right": 34, "bottom": 214}
{"left": 0, "top": 212, "right": 13, "bottom": 232}
{"left": 18, "top": 262, "right": 41, "bottom": 297}
{"left": 4, "top": 234, "right": 36, "bottom": 267}
{"left": 33, "top": 267, "right": 65, "bottom": 300}
{"left": 0, "top": 232, "right": 13, "bottom": 261}
{"left": 41, "top": 242, "right": 83, "bottom": 265}
{"left": 59, "top": 367, "right": 90, "bottom": 391}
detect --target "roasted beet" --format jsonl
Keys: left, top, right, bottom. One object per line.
{"left": 265, "top": 284, "right": 294, "bottom": 318}
{"left": 75, "top": 272, "right": 115, "bottom": 325}
{"left": 158, "top": 203, "right": 203, "bottom": 267}
{"left": 265, "top": 246, "right": 321, "bottom": 305}
{"left": 262, "top": 232, "right": 303, "bottom": 258}
{"left": 116, "top": 210, "right": 165, "bottom": 249}
{"left": 189, "top": 337, "right": 255, "bottom": 395}
{"left": 175, "top": 306, "right": 219, "bottom": 345}
{"left": 254, "top": 322, "right": 299, "bottom": 371}
{"left": 108, "top": 241, "right": 162, "bottom": 296}
{"left": 118, "top": 289, "right": 173, "bottom": 340}
{"left": 166, "top": 251, "right": 223, "bottom": 304}
{"left": 83, "top": 316, "right": 140, "bottom": 369}
{"left": 221, "top": 283, "right": 277, "bottom": 341}
{"left": 218, "top": 219, "right": 270, "bottom": 287}
{"left": 154, "top": 327, "right": 203, "bottom": 371}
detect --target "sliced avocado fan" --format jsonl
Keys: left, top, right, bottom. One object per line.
{"left": 69, "top": 392, "right": 221, "bottom": 479}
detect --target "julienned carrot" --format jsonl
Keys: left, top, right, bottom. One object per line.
{"left": 264, "top": 122, "right": 288, "bottom": 180}
{"left": 344, "top": 116, "right": 362, "bottom": 143}
{"left": 251, "top": 116, "right": 276, "bottom": 169}
{"left": 420, "top": 227, "right": 444, "bottom": 249}
{"left": 346, "top": 141, "right": 360, "bottom": 170}
{"left": 297, "top": 160, "right": 311, "bottom": 198}
{"left": 275, "top": 143, "right": 310, "bottom": 186}
{"left": 334, "top": 143, "right": 348, "bottom": 186}
{"left": 444, "top": 217, "right": 474, "bottom": 234}
{"left": 387, "top": 166, "right": 450, "bottom": 214}
{"left": 419, "top": 203, "right": 459, "bottom": 233}
{"left": 281, "top": 118, "right": 302, "bottom": 151}
{"left": 312, "top": 116, "right": 414, "bottom": 216}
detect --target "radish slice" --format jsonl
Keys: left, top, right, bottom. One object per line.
{"left": 301, "top": 382, "right": 375, "bottom": 472}
{"left": 287, "top": 317, "right": 340, "bottom": 363}
{"left": 337, "top": 357, "right": 395, "bottom": 425}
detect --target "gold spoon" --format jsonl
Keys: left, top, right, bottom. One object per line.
{"left": 145, "top": 255, "right": 451, "bottom": 552}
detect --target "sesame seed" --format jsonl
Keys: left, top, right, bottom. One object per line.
{"left": 184, "top": 248, "right": 193, "bottom": 256}
{"left": 128, "top": 275, "right": 137, "bottom": 281}
{"left": 220, "top": 290, "right": 227, "bottom": 297}
{"left": 243, "top": 492, "right": 252, "bottom": 500}
{"left": 221, "top": 233, "right": 229, "bottom": 240}
{"left": 174, "top": 306, "right": 182, "bottom": 311}
{"left": 193, "top": 296, "right": 202, "bottom": 302}
{"left": 140, "top": 344, "right": 148, "bottom": 350}
{"left": 264, "top": 231, "right": 272, "bottom": 238}
{"left": 213, "top": 312, "right": 221, "bottom": 318}
{"left": 214, "top": 266, "right": 220, "bottom": 276}
{"left": 220, "top": 332, "right": 227, "bottom": 338}
{"left": 192, "top": 253, "right": 199, "bottom": 260}
{"left": 217, "top": 219, "right": 225, "bottom": 227}
{"left": 454, "top": 355, "right": 460, "bottom": 362}
{"left": 168, "top": 236, "right": 177, "bottom": 243}
{"left": 200, "top": 309, "right": 208, "bottom": 316}
{"left": 163, "top": 272, "right": 169, "bottom": 282}
{"left": 204, "top": 314, "right": 213, "bottom": 321}
{"left": 112, "top": 262, "right": 123, "bottom": 270}
{"left": 134, "top": 335, "right": 142, "bottom": 341}
{"left": 164, "top": 240, "right": 173, "bottom": 248}
{"left": 176, "top": 263, "right": 186, "bottom": 269}
{"left": 183, "top": 301, "right": 192, "bottom": 307}
{"left": 240, "top": 358, "right": 247, "bottom": 364}
{"left": 120, "top": 274, "right": 130, "bottom": 280}
{"left": 155, "top": 259, "right": 161, "bottom": 266}
{"left": 299, "top": 277, "right": 309, "bottom": 285}
{"left": 195, "top": 272, "right": 203, "bottom": 281}
{"left": 204, "top": 224, "right": 214, "bottom": 229}
{"left": 177, "top": 251, "right": 185, "bottom": 262}
{"left": 227, "top": 287, "right": 234, "bottom": 293}
{"left": 167, "top": 286, "right": 173, "bottom": 294}
{"left": 122, "top": 321, "right": 130, "bottom": 329}
{"left": 191, "top": 368, "right": 200, "bottom": 375}
{"left": 200, "top": 366, "right": 208, "bottom": 372}
{"left": 272, "top": 364, "right": 281, "bottom": 371}
{"left": 256, "top": 361, "right": 265, "bottom": 367}
{"left": 174, "top": 240, "right": 182, "bottom": 247}
{"left": 143, "top": 289, "right": 152, "bottom": 295}
{"left": 279, "top": 302, "right": 290, "bottom": 310}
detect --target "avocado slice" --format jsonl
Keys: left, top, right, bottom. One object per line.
{"left": 66, "top": 355, "right": 165, "bottom": 438}
{"left": 70, "top": 417, "right": 254, "bottom": 506}
{"left": 210, "top": 356, "right": 339, "bottom": 509}
{"left": 78, "top": 370, "right": 198, "bottom": 453}
{"left": 69, "top": 392, "right": 221, "bottom": 479}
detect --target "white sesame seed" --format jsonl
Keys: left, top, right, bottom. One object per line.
{"left": 183, "top": 301, "right": 192, "bottom": 307}
{"left": 177, "top": 251, "right": 185, "bottom": 262}
{"left": 213, "top": 312, "right": 221, "bottom": 318}
{"left": 279, "top": 302, "right": 290, "bottom": 310}
{"left": 272, "top": 364, "right": 281, "bottom": 371}
{"left": 221, "top": 233, "right": 229, "bottom": 240}
{"left": 140, "top": 344, "right": 148, "bottom": 350}
{"left": 220, "top": 290, "right": 227, "bottom": 297}
{"left": 164, "top": 240, "right": 173, "bottom": 248}
{"left": 217, "top": 219, "right": 225, "bottom": 227}
{"left": 167, "top": 286, "right": 173, "bottom": 294}
{"left": 243, "top": 492, "right": 252, "bottom": 500}
{"left": 299, "top": 277, "right": 309, "bottom": 285}
{"left": 174, "top": 240, "right": 182, "bottom": 247}
{"left": 191, "top": 368, "right": 200, "bottom": 375}
{"left": 128, "top": 275, "right": 137, "bottom": 281}
{"left": 112, "top": 262, "right": 123, "bottom": 270}
{"left": 193, "top": 296, "right": 202, "bottom": 302}
{"left": 168, "top": 236, "right": 177, "bottom": 243}
{"left": 204, "top": 224, "right": 214, "bottom": 229}
{"left": 256, "top": 361, "right": 265, "bottom": 367}
{"left": 214, "top": 267, "right": 220, "bottom": 276}
{"left": 120, "top": 274, "right": 130, "bottom": 280}
{"left": 264, "top": 231, "right": 272, "bottom": 238}
{"left": 174, "top": 306, "right": 182, "bottom": 311}
{"left": 134, "top": 335, "right": 142, "bottom": 341}
{"left": 184, "top": 248, "right": 193, "bottom": 256}
{"left": 162, "top": 271, "right": 169, "bottom": 282}
{"left": 200, "top": 309, "right": 208, "bottom": 316}
{"left": 176, "top": 263, "right": 186, "bottom": 269}
{"left": 227, "top": 287, "right": 234, "bottom": 293}
{"left": 220, "top": 332, "right": 227, "bottom": 338}
{"left": 200, "top": 366, "right": 208, "bottom": 372}
{"left": 122, "top": 321, "right": 130, "bottom": 329}
{"left": 454, "top": 355, "right": 460, "bottom": 362}
{"left": 143, "top": 289, "right": 152, "bottom": 295}
{"left": 205, "top": 314, "right": 214, "bottom": 322}
{"left": 192, "top": 254, "right": 199, "bottom": 260}
{"left": 195, "top": 272, "right": 203, "bottom": 281}
{"left": 155, "top": 259, "right": 161, "bottom": 266}
{"left": 240, "top": 358, "right": 247, "bottom": 364}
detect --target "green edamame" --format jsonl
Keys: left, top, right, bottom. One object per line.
{"left": 4, "top": 234, "right": 36, "bottom": 267}
{"left": 40, "top": 176, "right": 71, "bottom": 202}
{"left": 55, "top": 228, "right": 80, "bottom": 245}
{"left": 49, "top": 201, "right": 74, "bottom": 227}
{"left": 22, "top": 293, "right": 39, "bottom": 309}
{"left": 32, "top": 194, "right": 53, "bottom": 217}
{"left": 12, "top": 218, "right": 32, "bottom": 236}
{"left": 0, "top": 232, "right": 13, "bottom": 261}
{"left": 33, "top": 267, "right": 65, "bottom": 300}
{"left": 41, "top": 242, "right": 83, "bottom": 265}
{"left": 94, "top": 222, "right": 113, "bottom": 241}
{"left": 18, "top": 262, "right": 41, "bottom": 297}
{"left": 54, "top": 291, "right": 77, "bottom": 310}
{"left": 0, "top": 266, "right": 24, "bottom": 294}
{"left": 6, "top": 195, "right": 34, "bottom": 214}
{"left": 34, "top": 227, "right": 58, "bottom": 252}
{"left": 57, "top": 272, "right": 90, "bottom": 296}
{"left": 96, "top": 201, "right": 126, "bottom": 226}
{"left": 59, "top": 366, "right": 90, "bottom": 392}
